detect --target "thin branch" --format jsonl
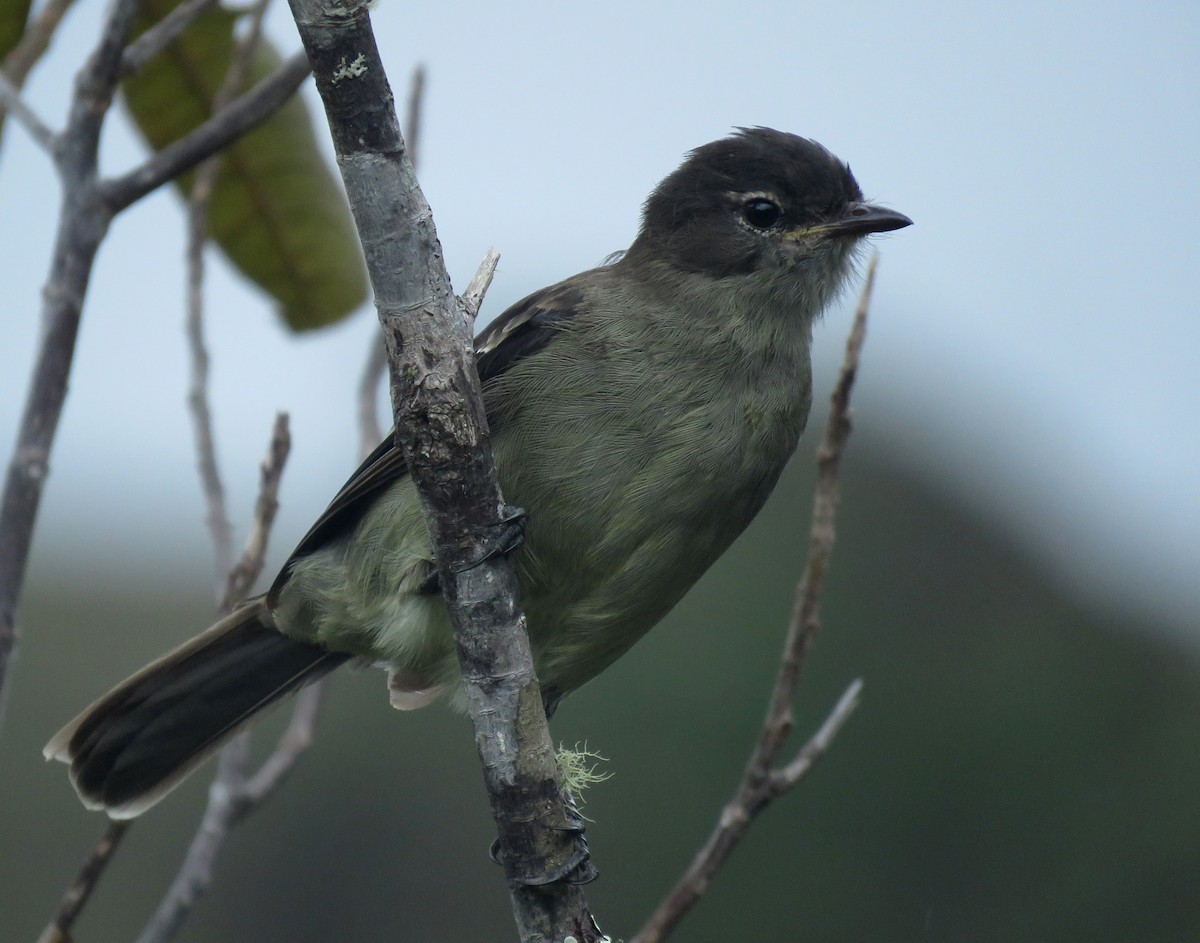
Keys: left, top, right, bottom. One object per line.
{"left": 356, "top": 63, "right": 427, "bottom": 458}
{"left": 134, "top": 683, "right": 328, "bottom": 943}
{"left": 461, "top": 247, "right": 501, "bottom": 324}
{"left": 631, "top": 254, "right": 881, "bottom": 943}
{"left": 98, "top": 49, "right": 311, "bottom": 213}
{"left": 184, "top": 0, "right": 274, "bottom": 587}
{"left": 185, "top": 235, "right": 233, "bottom": 582}
{"left": 749, "top": 254, "right": 877, "bottom": 770}
{"left": 137, "top": 414, "right": 305, "bottom": 943}
{"left": 776, "top": 678, "right": 862, "bottom": 786}
{"left": 0, "top": 0, "right": 140, "bottom": 726}
{"left": 403, "top": 63, "right": 425, "bottom": 170}
{"left": 0, "top": 68, "right": 55, "bottom": 150}
{"left": 241, "top": 681, "right": 326, "bottom": 799}
{"left": 159, "top": 9, "right": 290, "bottom": 917}
{"left": 40, "top": 411, "right": 291, "bottom": 943}
{"left": 35, "top": 820, "right": 130, "bottom": 943}
{"left": 56, "top": 0, "right": 139, "bottom": 178}
{"left": 0, "top": 0, "right": 76, "bottom": 146}
{"left": 2, "top": 0, "right": 77, "bottom": 86}
{"left": 120, "top": 0, "right": 218, "bottom": 76}
{"left": 9, "top": 5, "right": 313, "bottom": 937}
{"left": 221, "top": 411, "right": 290, "bottom": 609}
{"left": 361, "top": 245, "right": 499, "bottom": 465}
{"left": 356, "top": 334, "right": 388, "bottom": 459}
{"left": 287, "top": 1, "right": 599, "bottom": 938}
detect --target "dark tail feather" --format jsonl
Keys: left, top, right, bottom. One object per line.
{"left": 44, "top": 600, "right": 348, "bottom": 818}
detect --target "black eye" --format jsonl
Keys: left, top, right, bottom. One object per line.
{"left": 742, "top": 198, "right": 782, "bottom": 229}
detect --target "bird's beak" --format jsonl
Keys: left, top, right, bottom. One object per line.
{"left": 816, "top": 202, "right": 913, "bottom": 238}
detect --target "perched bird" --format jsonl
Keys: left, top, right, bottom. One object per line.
{"left": 45, "top": 127, "right": 911, "bottom": 818}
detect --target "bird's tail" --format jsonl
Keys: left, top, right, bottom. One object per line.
{"left": 44, "top": 599, "right": 348, "bottom": 819}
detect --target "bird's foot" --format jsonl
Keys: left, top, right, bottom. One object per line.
{"left": 488, "top": 794, "right": 599, "bottom": 886}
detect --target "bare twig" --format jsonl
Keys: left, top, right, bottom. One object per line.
{"left": 120, "top": 0, "right": 218, "bottom": 76}
{"left": 19, "top": 12, "right": 313, "bottom": 941}
{"left": 99, "top": 49, "right": 311, "bottom": 213}
{"left": 358, "top": 244, "right": 498, "bottom": 459}
{"left": 184, "top": 0, "right": 274, "bottom": 586}
{"left": 0, "top": 10, "right": 309, "bottom": 721}
{"left": 0, "top": 0, "right": 77, "bottom": 150}
{"left": 355, "top": 333, "right": 388, "bottom": 459}
{"left": 0, "top": 0, "right": 77, "bottom": 121}
{"left": 241, "top": 682, "right": 326, "bottom": 798}
{"left": 6, "top": 5, "right": 317, "bottom": 938}
{"left": 185, "top": 230, "right": 233, "bottom": 582}
{"left": 776, "top": 679, "right": 862, "bottom": 784}
{"left": 136, "top": 414, "right": 307, "bottom": 943}
{"left": 0, "top": 68, "right": 55, "bottom": 150}
{"left": 39, "top": 422, "right": 292, "bottom": 943}
{"left": 631, "top": 254, "right": 881, "bottom": 943}
{"left": 220, "top": 412, "right": 290, "bottom": 610}
{"left": 133, "top": 685, "right": 328, "bottom": 943}
{"left": 404, "top": 63, "right": 425, "bottom": 170}
{"left": 461, "top": 247, "right": 501, "bottom": 324}
{"left": 184, "top": 309, "right": 232, "bottom": 582}
{"left": 0, "top": 0, "right": 140, "bottom": 727}
{"left": 36, "top": 820, "right": 130, "bottom": 943}
{"left": 356, "top": 63, "right": 427, "bottom": 457}
{"left": 141, "top": 19, "right": 297, "bottom": 938}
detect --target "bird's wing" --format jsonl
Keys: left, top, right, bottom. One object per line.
{"left": 267, "top": 278, "right": 587, "bottom": 603}
{"left": 473, "top": 280, "right": 583, "bottom": 379}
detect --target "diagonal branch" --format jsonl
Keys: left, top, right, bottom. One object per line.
{"left": 135, "top": 413, "right": 322, "bottom": 943}
{"left": 631, "top": 254, "right": 882, "bottom": 943}
{"left": 1, "top": 0, "right": 78, "bottom": 91}
{"left": 221, "top": 412, "right": 291, "bottom": 611}
{"left": 139, "top": 18, "right": 300, "bottom": 937}
{"left": 460, "top": 247, "right": 501, "bottom": 324}
{"left": 0, "top": 0, "right": 309, "bottom": 731}
{"left": 120, "top": 0, "right": 218, "bottom": 76}
{"left": 287, "top": 2, "right": 602, "bottom": 939}
{"left": 56, "top": 0, "right": 140, "bottom": 179}
{"left": 0, "top": 68, "right": 55, "bottom": 150}
{"left": 35, "top": 819, "right": 131, "bottom": 943}
{"left": 0, "top": 0, "right": 78, "bottom": 144}
{"left": 184, "top": 0, "right": 276, "bottom": 587}
{"left": 356, "top": 63, "right": 427, "bottom": 458}
{"left": 0, "top": 0, "right": 141, "bottom": 727}
{"left": 98, "top": 50, "right": 311, "bottom": 213}
{"left": 22, "top": 8, "right": 317, "bottom": 934}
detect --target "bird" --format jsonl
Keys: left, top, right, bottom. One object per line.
{"left": 45, "top": 127, "right": 911, "bottom": 819}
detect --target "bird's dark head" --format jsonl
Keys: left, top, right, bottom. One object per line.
{"left": 625, "top": 128, "right": 911, "bottom": 283}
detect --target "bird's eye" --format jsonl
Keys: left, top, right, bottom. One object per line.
{"left": 742, "top": 198, "right": 782, "bottom": 229}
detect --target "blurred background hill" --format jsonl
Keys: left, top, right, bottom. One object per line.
{"left": 4, "top": 439, "right": 1198, "bottom": 942}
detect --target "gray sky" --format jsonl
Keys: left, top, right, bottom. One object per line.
{"left": 1, "top": 1, "right": 1197, "bottom": 634}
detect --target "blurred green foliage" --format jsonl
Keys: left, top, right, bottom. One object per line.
{"left": 0, "top": 0, "right": 31, "bottom": 61}
{"left": 3, "top": 446, "right": 1198, "bottom": 941}
{"left": 0, "top": 0, "right": 33, "bottom": 146}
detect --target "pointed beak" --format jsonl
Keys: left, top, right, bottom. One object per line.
{"left": 819, "top": 202, "right": 913, "bottom": 238}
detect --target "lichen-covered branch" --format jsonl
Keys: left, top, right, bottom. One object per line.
{"left": 286, "top": 2, "right": 600, "bottom": 940}
{"left": 357, "top": 64, "right": 428, "bottom": 458}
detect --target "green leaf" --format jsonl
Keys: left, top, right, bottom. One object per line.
{"left": 0, "top": 0, "right": 32, "bottom": 60}
{"left": 122, "top": 0, "right": 367, "bottom": 331}
{"left": 0, "top": 0, "right": 35, "bottom": 147}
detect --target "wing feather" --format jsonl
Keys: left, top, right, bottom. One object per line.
{"left": 268, "top": 278, "right": 588, "bottom": 601}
